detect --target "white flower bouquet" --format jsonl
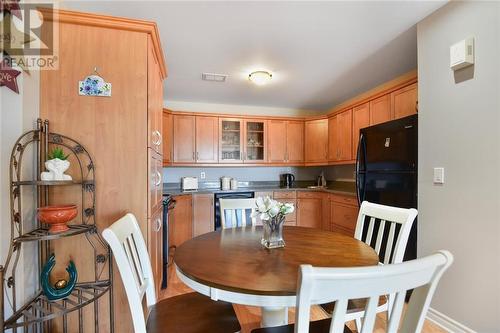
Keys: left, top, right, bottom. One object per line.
{"left": 252, "top": 196, "right": 294, "bottom": 249}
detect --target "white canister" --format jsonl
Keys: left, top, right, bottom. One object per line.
{"left": 230, "top": 179, "right": 238, "bottom": 190}
{"left": 221, "top": 176, "right": 231, "bottom": 191}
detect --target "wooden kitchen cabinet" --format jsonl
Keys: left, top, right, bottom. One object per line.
{"left": 148, "top": 39, "right": 164, "bottom": 156}
{"left": 244, "top": 119, "right": 267, "bottom": 163}
{"left": 297, "top": 192, "right": 323, "bottom": 229}
{"left": 392, "top": 83, "right": 418, "bottom": 120}
{"left": 268, "top": 120, "right": 287, "bottom": 162}
{"left": 328, "top": 110, "right": 352, "bottom": 162}
{"left": 169, "top": 195, "right": 193, "bottom": 248}
{"left": 287, "top": 121, "right": 305, "bottom": 163}
{"left": 193, "top": 193, "right": 214, "bottom": 237}
{"left": 305, "top": 119, "right": 328, "bottom": 165}
{"left": 163, "top": 110, "right": 173, "bottom": 165}
{"left": 352, "top": 103, "right": 370, "bottom": 158}
{"left": 148, "top": 206, "right": 163, "bottom": 297}
{"left": 195, "top": 116, "right": 219, "bottom": 163}
{"left": 173, "top": 114, "right": 196, "bottom": 163}
{"left": 219, "top": 118, "right": 244, "bottom": 163}
{"left": 268, "top": 120, "right": 304, "bottom": 164}
{"left": 274, "top": 191, "right": 297, "bottom": 225}
{"left": 330, "top": 194, "right": 359, "bottom": 236}
{"left": 40, "top": 8, "right": 167, "bottom": 332}
{"left": 370, "top": 94, "right": 392, "bottom": 126}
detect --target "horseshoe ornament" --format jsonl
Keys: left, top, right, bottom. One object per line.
{"left": 41, "top": 254, "right": 78, "bottom": 301}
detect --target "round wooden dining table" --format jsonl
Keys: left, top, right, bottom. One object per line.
{"left": 174, "top": 226, "right": 379, "bottom": 328}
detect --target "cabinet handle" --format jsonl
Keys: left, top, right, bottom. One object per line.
{"left": 155, "top": 218, "right": 161, "bottom": 232}
{"left": 154, "top": 171, "right": 162, "bottom": 186}
{"left": 415, "top": 101, "right": 419, "bottom": 113}
{"left": 152, "top": 130, "right": 162, "bottom": 146}
{"left": 196, "top": 152, "right": 199, "bottom": 160}
{"left": 192, "top": 151, "right": 195, "bottom": 160}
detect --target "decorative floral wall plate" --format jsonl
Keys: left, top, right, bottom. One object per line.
{"left": 79, "top": 74, "right": 112, "bottom": 97}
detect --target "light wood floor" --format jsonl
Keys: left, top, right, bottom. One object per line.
{"left": 161, "top": 264, "right": 446, "bottom": 333}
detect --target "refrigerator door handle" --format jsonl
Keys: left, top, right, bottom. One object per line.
{"left": 355, "top": 133, "right": 367, "bottom": 206}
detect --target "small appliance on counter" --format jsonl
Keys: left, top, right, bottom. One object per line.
{"left": 281, "top": 173, "right": 295, "bottom": 188}
{"left": 221, "top": 176, "right": 231, "bottom": 191}
{"left": 181, "top": 177, "right": 198, "bottom": 191}
{"left": 230, "top": 178, "right": 238, "bottom": 190}
{"left": 317, "top": 172, "right": 327, "bottom": 187}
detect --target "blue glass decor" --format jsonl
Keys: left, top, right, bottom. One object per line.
{"left": 78, "top": 74, "right": 111, "bottom": 97}
{"left": 41, "top": 254, "right": 78, "bottom": 301}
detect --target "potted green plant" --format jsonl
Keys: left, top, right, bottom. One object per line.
{"left": 41, "top": 147, "right": 72, "bottom": 181}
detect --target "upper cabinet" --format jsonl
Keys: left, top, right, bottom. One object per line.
{"left": 305, "top": 119, "right": 328, "bottom": 165}
{"left": 352, "top": 103, "right": 370, "bottom": 158}
{"left": 392, "top": 83, "right": 418, "bottom": 120}
{"left": 219, "top": 118, "right": 244, "bottom": 163}
{"left": 147, "top": 37, "right": 164, "bottom": 156}
{"left": 173, "top": 114, "right": 218, "bottom": 164}
{"left": 195, "top": 116, "right": 219, "bottom": 163}
{"left": 173, "top": 114, "right": 196, "bottom": 163}
{"left": 328, "top": 109, "right": 352, "bottom": 162}
{"left": 286, "top": 121, "right": 305, "bottom": 163}
{"left": 162, "top": 110, "right": 173, "bottom": 165}
{"left": 268, "top": 120, "right": 287, "bottom": 162}
{"left": 244, "top": 120, "right": 267, "bottom": 163}
{"left": 369, "top": 94, "right": 391, "bottom": 125}
{"left": 268, "top": 120, "right": 304, "bottom": 164}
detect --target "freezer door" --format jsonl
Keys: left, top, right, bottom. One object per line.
{"left": 361, "top": 115, "right": 417, "bottom": 172}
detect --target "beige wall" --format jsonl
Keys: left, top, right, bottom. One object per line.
{"left": 417, "top": 1, "right": 500, "bottom": 331}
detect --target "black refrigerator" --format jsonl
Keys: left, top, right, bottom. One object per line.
{"left": 356, "top": 114, "right": 417, "bottom": 262}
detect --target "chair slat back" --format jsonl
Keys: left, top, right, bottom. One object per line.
{"left": 102, "top": 214, "right": 156, "bottom": 333}
{"left": 294, "top": 251, "right": 453, "bottom": 333}
{"left": 219, "top": 198, "right": 257, "bottom": 229}
{"left": 354, "top": 201, "right": 418, "bottom": 265}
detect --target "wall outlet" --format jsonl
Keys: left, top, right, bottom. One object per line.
{"left": 200, "top": 172, "right": 206, "bottom": 179}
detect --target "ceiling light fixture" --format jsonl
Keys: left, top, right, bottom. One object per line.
{"left": 248, "top": 70, "right": 273, "bottom": 86}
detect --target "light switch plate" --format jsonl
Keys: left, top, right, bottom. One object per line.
{"left": 433, "top": 167, "right": 445, "bottom": 184}
{"left": 200, "top": 172, "right": 206, "bottom": 179}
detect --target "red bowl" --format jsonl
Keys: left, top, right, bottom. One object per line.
{"left": 38, "top": 205, "right": 77, "bottom": 233}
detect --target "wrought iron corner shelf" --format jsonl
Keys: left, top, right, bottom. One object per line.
{"left": 4, "top": 281, "right": 111, "bottom": 330}
{"left": 1, "top": 119, "right": 114, "bottom": 333}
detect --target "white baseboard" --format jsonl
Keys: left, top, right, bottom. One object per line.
{"left": 427, "top": 307, "right": 476, "bottom": 333}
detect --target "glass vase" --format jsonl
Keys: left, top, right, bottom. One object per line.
{"left": 261, "top": 215, "right": 286, "bottom": 249}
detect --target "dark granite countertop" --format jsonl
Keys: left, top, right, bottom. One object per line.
{"left": 163, "top": 180, "right": 356, "bottom": 197}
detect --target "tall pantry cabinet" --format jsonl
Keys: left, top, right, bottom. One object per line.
{"left": 40, "top": 9, "right": 167, "bottom": 333}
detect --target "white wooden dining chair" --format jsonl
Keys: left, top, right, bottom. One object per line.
{"left": 102, "top": 213, "right": 241, "bottom": 333}
{"left": 219, "top": 198, "right": 257, "bottom": 229}
{"left": 253, "top": 250, "right": 453, "bottom": 333}
{"left": 321, "top": 201, "right": 418, "bottom": 327}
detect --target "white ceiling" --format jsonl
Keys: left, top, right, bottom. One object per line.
{"left": 61, "top": 1, "right": 446, "bottom": 111}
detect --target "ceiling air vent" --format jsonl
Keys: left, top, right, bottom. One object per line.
{"left": 201, "top": 73, "right": 228, "bottom": 82}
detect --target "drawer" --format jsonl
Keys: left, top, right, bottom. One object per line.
{"left": 274, "top": 191, "right": 296, "bottom": 199}
{"left": 330, "top": 194, "right": 358, "bottom": 207}
{"left": 255, "top": 191, "right": 273, "bottom": 199}
{"left": 297, "top": 191, "right": 323, "bottom": 199}
{"left": 330, "top": 202, "right": 359, "bottom": 233}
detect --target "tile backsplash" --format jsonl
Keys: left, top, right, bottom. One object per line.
{"left": 163, "top": 165, "right": 355, "bottom": 183}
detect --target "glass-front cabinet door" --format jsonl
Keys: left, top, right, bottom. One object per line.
{"left": 244, "top": 120, "right": 267, "bottom": 163}
{"left": 219, "top": 118, "right": 243, "bottom": 163}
